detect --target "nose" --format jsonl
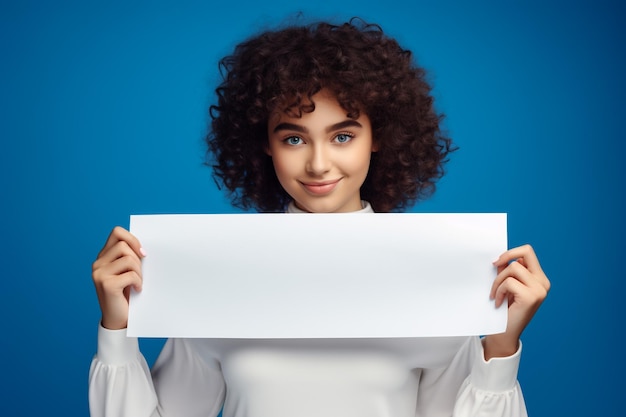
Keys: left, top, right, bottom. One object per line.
{"left": 306, "top": 144, "right": 331, "bottom": 176}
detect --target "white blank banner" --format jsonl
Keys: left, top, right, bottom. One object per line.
{"left": 128, "top": 213, "right": 507, "bottom": 338}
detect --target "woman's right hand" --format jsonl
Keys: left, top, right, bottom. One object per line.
{"left": 92, "top": 226, "right": 146, "bottom": 330}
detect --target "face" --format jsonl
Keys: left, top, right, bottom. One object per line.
{"left": 266, "top": 90, "right": 376, "bottom": 213}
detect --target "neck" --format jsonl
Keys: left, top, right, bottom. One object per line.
{"left": 287, "top": 201, "right": 374, "bottom": 213}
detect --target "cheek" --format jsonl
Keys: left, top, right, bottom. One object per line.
{"left": 348, "top": 148, "right": 373, "bottom": 175}
{"left": 271, "top": 151, "right": 301, "bottom": 178}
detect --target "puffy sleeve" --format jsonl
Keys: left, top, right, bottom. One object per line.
{"left": 89, "top": 325, "right": 225, "bottom": 417}
{"left": 416, "top": 337, "right": 527, "bottom": 417}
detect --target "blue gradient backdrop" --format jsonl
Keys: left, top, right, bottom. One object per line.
{"left": 1, "top": 1, "right": 624, "bottom": 415}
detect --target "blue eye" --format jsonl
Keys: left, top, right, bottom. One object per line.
{"left": 335, "top": 133, "right": 353, "bottom": 143}
{"left": 285, "top": 136, "right": 303, "bottom": 145}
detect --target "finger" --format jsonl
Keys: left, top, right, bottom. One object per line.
{"left": 493, "top": 244, "right": 542, "bottom": 274}
{"left": 490, "top": 261, "right": 533, "bottom": 299}
{"left": 107, "top": 254, "right": 143, "bottom": 279}
{"left": 97, "top": 226, "right": 126, "bottom": 256}
{"left": 95, "top": 254, "right": 143, "bottom": 285}
{"left": 98, "top": 270, "right": 143, "bottom": 330}
{"left": 98, "top": 269, "right": 144, "bottom": 295}
{"left": 500, "top": 248, "right": 551, "bottom": 294}
{"left": 494, "top": 276, "right": 526, "bottom": 308}
{"left": 120, "top": 270, "right": 143, "bottom": 292}
{"left": 93, "top": 255, "right": 143, "bottom": 296}
{"left": 93, "top": 240, "right": 141, "bottom": 271}
{"left": 98, "top": 226, "right": 145, "bottom": 259}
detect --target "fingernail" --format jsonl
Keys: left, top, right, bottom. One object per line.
{"left": 140, "top": 247, "right": 147, "bottom": 257}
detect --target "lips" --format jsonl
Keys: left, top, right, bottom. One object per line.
{"left": 301, "top": 179, "right": 341, "bottom": 195}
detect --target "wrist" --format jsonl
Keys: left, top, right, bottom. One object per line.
{"left": 483, "top": 334, "right": 519, "bottom": 360}
{"left": 100, "top": 317, "right": 128, "bottom": 331}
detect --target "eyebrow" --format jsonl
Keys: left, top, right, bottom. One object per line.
{"left": 272, "top": 120, "right": 363, "bottom": 134}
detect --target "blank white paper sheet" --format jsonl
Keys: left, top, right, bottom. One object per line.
{"left": 127, "top": 212, "right": 507, "bottom": 338}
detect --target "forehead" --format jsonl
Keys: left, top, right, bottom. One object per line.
{"left": 267, "top": 89, "right": 365, "bottom": 128}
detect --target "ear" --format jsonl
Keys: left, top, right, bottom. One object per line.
{"left": 264, "top": 142, "right": 272, "bottom": 156}
{"left": 371, "top": 139, "right": 379, "bottom": 152}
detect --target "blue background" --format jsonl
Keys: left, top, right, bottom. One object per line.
{"left": 1, "top": 0, "right": 624, "bottom": 415}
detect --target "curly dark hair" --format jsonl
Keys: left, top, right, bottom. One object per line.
{"left": 206, "top": 18, "right": 455, "bottom": 212}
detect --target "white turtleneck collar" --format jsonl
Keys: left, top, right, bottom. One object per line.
{"left": 286, "top": 201, "right": 374, "bottom": 214}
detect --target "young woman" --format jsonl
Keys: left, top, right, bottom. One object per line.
{"left": 89, "top": 19, "right": 550, "bottom": 417}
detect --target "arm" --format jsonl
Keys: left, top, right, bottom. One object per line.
{"left": 88, "top": 327, "right": 159, "bottom": 417}
{"left": 416, "top": 337, "right": 527, "bottom": 417}
{"left": 484, "top": 244, "right": 550, "bottom": 360}
{"left": 417, "top": 244, "right": 549, "bottom": 416}
{"left": 89, "top": 227, "right": 225, "bottom": 417}
{"left": 89, "top": 327, "right": 225, "bottom": 417}
{"left": 454, "top": 337, "right": 528, "bottom": 417}
{"left": 92, "top": 226, "right": 144, "bottom": 331}
{"left": 89, "top": 226, "right": 155, "bottom": 416}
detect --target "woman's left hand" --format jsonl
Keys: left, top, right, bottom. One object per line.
{"left": 483, "top": 244, "right": 551, "bottom": 360}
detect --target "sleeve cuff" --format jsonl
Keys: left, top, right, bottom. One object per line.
{"left": 96, "top": 323, "right": 140, "bottom": 365}
{"left": 470, "top": 337, "right": 522, "bottom": 392}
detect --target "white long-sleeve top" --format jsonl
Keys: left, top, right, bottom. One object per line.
{"left": 89, "top": 328, "right": 526, "bottom": 417}
{"left": 89, "top": 202, "right": 527, "bottom": 416}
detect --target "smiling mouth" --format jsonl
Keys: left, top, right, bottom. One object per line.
{"left": 300, "top": 179, "right": 341, "bottom": 195}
